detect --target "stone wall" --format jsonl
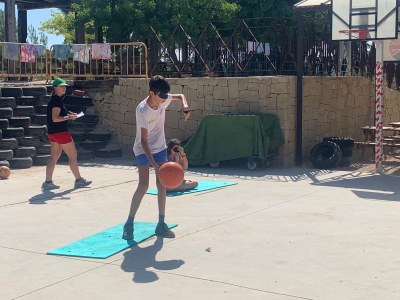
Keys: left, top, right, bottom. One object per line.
{"left": 88, "top": 76, "right": 400, "bottom": 166}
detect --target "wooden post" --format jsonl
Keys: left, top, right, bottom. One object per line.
{"left": 18, "top": 9, "right": 27, "bottom": 43}
{"left": 5, "top": 0, "right": 17, "bottom": 42}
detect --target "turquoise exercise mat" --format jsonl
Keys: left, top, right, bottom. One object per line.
{"left": 146, "top": 180, "right": 237, "bottom": 197}
{"left": 47, "top": 222, "right": 177, "bottom": 259}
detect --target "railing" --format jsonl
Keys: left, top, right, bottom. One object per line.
{"left": 0, "top": 42, "right": 48, "bottom": 81}
{"left": 49, "top": 42, "right": 148, "bottom": 80}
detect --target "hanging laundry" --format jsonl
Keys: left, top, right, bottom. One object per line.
{"left": 20, "top": 44, "right": 37, "bottom": 63}
{"left": 52, "top": 45, "right": 72, "bottom": 61}
{"left": 2, "top": 43, "right": 19, "bottom": 61}
{"left": 91, "top": 43, "right": 112, "bottom": 60}
{"left": 256, "top": 42, "right": 264, "bottom": 54}
{"left": 34, "top": 45, "right": 46, "bottom": 57}
{"left": 264, "top": 43, "right": 271, "bottom": 56}
{"left": 247, "top": 41, "right": 255, "bottom": 53}
{"left": 73, "top": 44, "right": 90, "bottom": 64}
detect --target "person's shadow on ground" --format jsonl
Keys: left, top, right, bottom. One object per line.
{"left": 28, "top": 188, "right": 75, "bottom": 204}
{"left": 121, "top": 237, "right": 185, "bottom": 283}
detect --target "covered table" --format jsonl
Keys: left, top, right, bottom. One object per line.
{"left": 183, "top": 114, "right": 284, "bottom": 169}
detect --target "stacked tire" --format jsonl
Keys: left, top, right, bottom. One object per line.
{"left": 310, "top": 137, "right": 354, "bottom": 169}
{"left": 0, "top": 85, "right": 122, "bottom": 169}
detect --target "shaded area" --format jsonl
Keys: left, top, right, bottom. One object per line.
{"left": 121, "top": 237, "right": 185, "bottom": 283}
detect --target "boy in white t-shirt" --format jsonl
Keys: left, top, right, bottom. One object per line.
{"left": 123, "top": 75, "right": 190, "bottom": 240}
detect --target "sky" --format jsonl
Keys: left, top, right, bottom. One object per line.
{"left": 0, "top": 4, "right": 64, "bottom": 46}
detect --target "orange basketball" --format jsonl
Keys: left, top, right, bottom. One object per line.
{"left": 158, "top": 162, "right": 184, "bottom": 188}
{"left": 0, "top": 166, "right": 11, "bottom": 179}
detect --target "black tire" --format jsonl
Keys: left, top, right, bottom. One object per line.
{"left": 33, "top": 154, "right": 50, "bottom": 166}
{"left": 1, "top": 87, "right": 23, "bottom": 98}
{"left": 80, "top": 140, "right": 108, "bottom": 151}
{"left": 64, "top": 95, "right": 93, "bottom": 106}
{"left": 40, "top": 134, "right": 49, "bottom": 143}
{"left": 13, "top": 106, "right": 35, "bottom": 117}
{"left": 22, "top": 86, "right": 47, "bottom": 96}
{"left": 64, "top": 105, "right": 87, "bottom": 114}
{"left": 41, "top": 95, "right": 52, "bottom": 104}
{"left": 2, "top": 127, "right": 24, "bottom": 138}
{"left": 0, "top": 149, "right": 13, "bottom": 160}
{"left": 88, "top": 128, "right": 111, "bottom": 142}
{"left": 17, "top": 96, "right": 40, "bottom": 106}
{"left": 95, "top": 144, "right": 122, "bottom": 158}
{"left": 0, "top": 119, "right": 9, "bottom": 130}
{"left": 80, "top": 114, "right": 99, "bottom": 124}
{"left": 70, "top": 131, "right": 88, "bottom": 143}
{"left": 68, "top": 121, "right": 97, "bottom": 132}
{"left": 323, "top": 137, "right": 354, "bottom": 158}
{"left": 25, "top": 125, "right": 47, "bottom": 136}
{"left": 36, "top": 143, "right": 51, "bottom": 155}
{"left": 30, "top": 114, "right": 47, "bottom": 125}
{"left": 9, "top": 157, "right": 33, "bottom": 169}
{"left": 18, "top": 136, "right": 40, "bottom": 147}
{"left": 0, "top": 97, "right": 16, "bottom": 108}
{"left": 34, "top": 105, "right": 47, "bottom": 114}
{"left": 9, "top": 117, "right": 31, "bottom": 128}
{"left": 14, "top": 146, "right": 36, "bottom": 158}
{"left": 0, "top": 138, "right": 18, "bottom": 150}
{"left": 0, "top": 160, "right": 10, "bottom": 168}
{"left": 0, "top": 107, "right": 13, "bottom": 119}
{"left": 310, "top": 141, "right": 342, "bottom": 169}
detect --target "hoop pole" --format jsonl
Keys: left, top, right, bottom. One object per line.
{"left": 375, "top": 41, "right": 384, "bottom": 173}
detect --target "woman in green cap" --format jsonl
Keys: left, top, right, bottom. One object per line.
{"left": 41, "top": 77, "right": 92, "bottom": 190}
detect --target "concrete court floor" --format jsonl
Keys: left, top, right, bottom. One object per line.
{"left": 1, "top": 158, "right": 400, "bottom": 300}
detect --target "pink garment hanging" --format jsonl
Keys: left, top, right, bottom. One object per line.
{"left": 91, "top": 43, "right": 112, "bottom": 60}
{"left": 20, "top": 44, "right": 37, "bottom": 63}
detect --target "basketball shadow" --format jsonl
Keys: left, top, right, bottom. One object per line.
{"left": 121, "top": 237, "right": 185, "bottom": 283}
{"left": 28, "top": 188, "right": 75, "bottom": 204}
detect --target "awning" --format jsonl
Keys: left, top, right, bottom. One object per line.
{"left": 294, "top": 0, "right": 331, "bottom": 11}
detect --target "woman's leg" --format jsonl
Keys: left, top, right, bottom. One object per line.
{"left": 60, "top": 141, "right": 81, "bottom": 180}
{"left": 45, "top": 142, "right": 62, "bottom": 181}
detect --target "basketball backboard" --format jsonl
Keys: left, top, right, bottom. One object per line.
{"left": 332, "top": 0, "right": 398, "bottom": 41}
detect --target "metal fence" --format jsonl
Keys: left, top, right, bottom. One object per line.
{"left": 49, "top": 42, "right": 148, "bottom": 80}
{"left": 148, "top": 17, "right": 377, "bottom": 80}
{"left": 0, "top": 42, "right": 48, "bottom": 81}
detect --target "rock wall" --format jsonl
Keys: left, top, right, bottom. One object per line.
{"left": 89, "top": 76, "right": 399, "bottom": 166}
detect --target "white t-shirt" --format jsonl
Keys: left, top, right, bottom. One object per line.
{"left": 133, "top": 95, "right": 173, "bottom": 156}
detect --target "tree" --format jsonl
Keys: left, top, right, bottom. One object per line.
{"left": 39, "top": 10, "right": 76, "bottom": 43}
{"left": 0, "top": 9, "right": 5, "bottom": 42}
{"left": 27, "top": 25, "right": 48, "bottom": 47}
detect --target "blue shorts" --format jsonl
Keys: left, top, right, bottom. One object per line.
{"left": 135, "top": 149, "right": 168, "bottom": 167}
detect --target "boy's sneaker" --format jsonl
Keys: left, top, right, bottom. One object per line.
{"left": 41, "top": 181, "right": 60, "bottom": 190}
{"left": 122, "top": 223, "right": 134, "bottom": 240}
{"left": 155, "top": 222, "right": 175, "bottom": 238}
{"left": 74, "top": 178, "right": 92, "bottom": 189}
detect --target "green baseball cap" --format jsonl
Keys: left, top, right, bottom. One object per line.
{"left": 52, "top": 78, "right": 68, "bottom": 87}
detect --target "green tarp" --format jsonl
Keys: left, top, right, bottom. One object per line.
{"left": 184, "top": 114, "right": 284, "bottom": 166}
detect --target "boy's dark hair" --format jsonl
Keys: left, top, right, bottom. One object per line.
{"left": 167, "top": 138, "right": 181, "bottom": 155}
{"left": 149, "top": 75, "right": 170, "bottom": 94}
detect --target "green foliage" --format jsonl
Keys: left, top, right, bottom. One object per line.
{"left": 27, "top": 25, "right": 49, "bottom": 47}
{"left": 233, "top": 0, "right": 297, "bottom": 19}
{"left": 39, "top": 10, "right": 75, "bottom": 43}
{"left": 0, "top": 10, "right": 5, "bottom": 42}
{"left": 40, "top": 0, "right": 299, "bottom": 43}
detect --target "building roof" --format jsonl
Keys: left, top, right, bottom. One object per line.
{"left": 0, "top": 0, "right": 71, "bottom": 10}
{"left": 294, "top": 0, "right": 331, "bottom": 11}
